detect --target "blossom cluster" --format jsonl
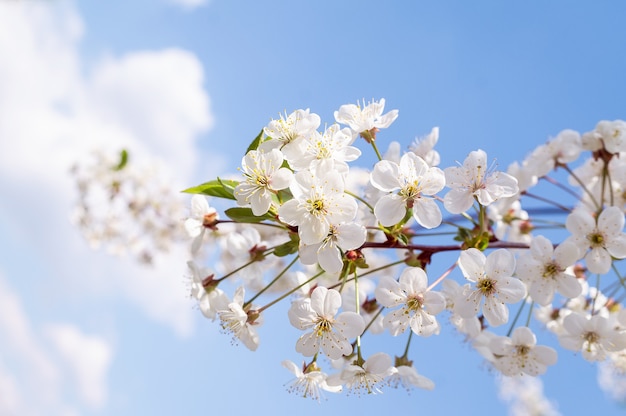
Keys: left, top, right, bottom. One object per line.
{"left": 182, "top": 99, "right": 626, "bottom": 400}
{"left": 71, "top": 148, "right": 188, "bottom": 264}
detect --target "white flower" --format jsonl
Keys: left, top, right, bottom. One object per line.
{"left": 524, "top": 129, "right": 582, "bottom": 177}
{"left": 409, "top": 126, "right": 440, "bottom": 167}
{"left": 375, "top": 267, "right": 446, "bottom": 336}
{"left": 234, "top": 149, "right": 293, "bottom": 216}
{"left": 288, "top": 124, "right": 361, "bottom": 175}
{"left": 327, "top": 352, "right": 397, "bottom": 395}
{"left": 564, "top": 206, "right": 626, "bottom": 274}
{"left": 487, "top": 199, "right": 532, "bottom": 244}
{"left": 558, "top": 313, "right": 626, "bottom": 362}
{"left": 370, "top": 152, "right": 445, "bottom": 228}
{"left": 441, "top": 279, "right": 482, "bottom": 338}
{"left": 516, "top": 235, "right": 582, "bottom": 306}
{"left": 186, "top": 261, "right": 229, "bottom": 320}
{"left": 278, "top": 169, "right": 358, "bottom": 245}
{"left": 218, "top": 286, "right": 262, "bottom": 351}
{"left": 490, "top": 326, "right": 557, "bottom": 376}
{"left": 282, "top": 360, "right": 341, "bottom": 401}
{"left": 288, "top": 286, "right": 365, "bottom": 360}
{"left": 184, "top": 195, "right": 219, "bottom": 254}
{"left": 389, "top": 364, "right": 435, "bottom": 391}
{"left": 455, "top": 248, "right": 526, "bottom": 327}
{"left": 261, "top": 108, "right": 321, "bottom": 162}
{"left": 582, "top": 119, "right": 626, "bottom": 154}
{"left": 443, "top": 149, "right": 519, "bottom": 214}
{"left": 299, "top": 222, "right": 366, "bottom": 274}
{"left": 334, "top": 98, "right": 398, "bottom": 141}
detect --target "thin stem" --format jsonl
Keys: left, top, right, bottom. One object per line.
{"left": 354, "top": 270, "right": 363, "bottom": 362}
{"left": 521, "top": 191, "right": 571, "bottom": 213}
{"left": 525, "top": 300, "right": 534, "bottom": 327}
{"left": 427, "top": 260, "right": 458, "bottom": 291}
{"left": 591, "top": 273, "right": 601, "bottom": 315}
{"left": 371, "top": 140, "right": 383, "bottom": 161}
{"left": 361, "top": 307, "right": 385, "bottom": 337}
{"left": 541, "top": 175, "right": 582, "bottom": 200}
{"left": 506, "top": 297, "right": 528, "bottom": 337}
{"left": 345, "top": 190, "right": 374, "bottom": 213}
{"left": 562, "top": 164, "right": 601, "bottom": 210}
{"left": 216, "top": 257, "right": 260, "bottom": 283}
{"left": 244, "top": 255, "right": 299, "bottom": 307}
{"left": 257, "top": 269, "right": 324, "bottom": 313}
{"left": 401, "top": 330, "right": 414, "bottom": 359}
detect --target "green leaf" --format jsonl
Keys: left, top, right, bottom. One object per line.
{"left": 224, "top": 207, "right": 274, "bottom": 223}
{"left": 273, "top": 238, "right": 299, "bottom": 257}
{"left": 246, "top": 129, "right": 265, "bottom": 153}
{"left": 113, "top": 149, "right": 128, "bottom": 171}
{"left": 181, "top": 178, "right": 239, "bottom": 200}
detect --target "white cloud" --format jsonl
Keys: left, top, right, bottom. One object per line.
{"left": 0, "top": 0, "right": 213, "bottom": 338}
{"left": 45, "top": 323, "right": 113, "bottom": 409}
{"left": 0, "top": 272, "right": 99, "bottom": 416}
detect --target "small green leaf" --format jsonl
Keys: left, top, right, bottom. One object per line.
{"left": 113, "top": 149, "right": 128, "bottom": 171}
{"left": 273, "top": 232, "right": 299, "bottom": 257}
{"left": 224, "top": 207, "right": 274, "bottom": 223}
{"left": 182, "top": 178, "right": 239, "bottom": 200}
{"left": 246, "top": 129, "right": 265, "bottom": 153}
{"left": 274, "top": 241, "right": 298, "bottom": 257}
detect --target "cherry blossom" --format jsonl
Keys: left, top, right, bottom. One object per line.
{"left": 558, "top": 313, "right": 626, "bottom": 362}
{"left": 334, "top": 98, "right": 398, "bottom": 141}
{"left": 288, "top": 287, "right": 365, "bottom": 360}
{"left": 564, "top": 206, "right": 626, "bottom": 274}
{"left": 490, "top": 326, "right": 557, "bottom": 376}
{"left": 184, "top": 194, "right": 219, "bottom": 254}
{"left": 299, "top": 222, "right": 366, "bottom": 274}
{"left": 370, "top": 152, "right": 445, "bottom": 228}
{"left": 234, "top": 149, "right": 293, "bottom": 216}
{"left": 282, "top": 360, "right": 341, "bottom": 401}
{"left": 516, "top": 235, "right": 582, "bottom": 306}
{"left": 327, "top": 352, "right": 397, "bottom": 395}
{"left": 375, "top": 267, "right": 446, "bottom": 336}
{"left": 278, "top": 169, "right": 358, "bottom": 245}
{"left": 455, "top": 248, "right": 526, "bottom": 327}
{"left": 261, "top": 108, "right": 321, "bottom": 162}
{"left": 218, "top": 286, "right": 262, "bottom": 351}
{"left": 443, "top": 149, "right": 519, "bottom": 214}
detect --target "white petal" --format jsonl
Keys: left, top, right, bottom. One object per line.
{"left": 370, "top": 160, "right": 401, "bottom": 191}
{"left": 374, "top": 194, "right": 407, "bottom": 226}
{"left": 458, "top": 249, "right": 486, "bottom": 282}
{"left": 318, "top": 243, "right": 344, "bottom": 274}
{"left": 412, "top": 197, "right": 443, "bottom": 229}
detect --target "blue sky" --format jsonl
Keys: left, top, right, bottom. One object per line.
{"left": 1, "top": 1, "right": 626, "bottom": 415}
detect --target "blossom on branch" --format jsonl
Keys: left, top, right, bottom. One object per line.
{"left": 443, "top": 149, "right": 519, "bottom": 214}
{"left": 370, "top": 152, "right": 445, "bottom": 228}
{"left": 455, "top": 248, "right": 526, "bottom": 327}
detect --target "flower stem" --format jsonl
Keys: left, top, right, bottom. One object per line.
{"left": 427, "top": 260, "right": 458, "bottom": 291}
{"left": 257, "top": 269, "right": 324, "bottom": 314}
{"left": 506, "top": 297, "right": 528, "bottom": 337}
{"left": 244, "top": 255, "right": 299, "bottom": 308}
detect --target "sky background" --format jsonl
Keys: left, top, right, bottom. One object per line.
{"left": 1, "top": 0, "right": 626, "bottom": 415}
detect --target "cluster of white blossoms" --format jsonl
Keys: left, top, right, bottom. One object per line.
{"left": 71, "top": 148, "right": 188, "bottom": 264}
{"left": 182, "top": 99, "right": 626, "bottom": 400}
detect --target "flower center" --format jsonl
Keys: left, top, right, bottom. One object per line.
{"left": 308, "top": 198, "right": 328, "bottom": 216}
{"left": 515, "top": 345, "right": 530, "bottom": 356}
{"left": 542, "top": 261, "right": 560, "bottom": 279}
{"left": 477, "top": 278, "right": 497, "bottom": 296}
{"left": 587, "top": 231, "right": 605, "bottom": 248}
{"left": 400, "top": 182, "right": 421, "bottom": 201}
{"left": 314, "top": 317, "right": 332, "bottom": 337}
{"left": 406, "top": 295, "right": 424, "bottom": 312}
